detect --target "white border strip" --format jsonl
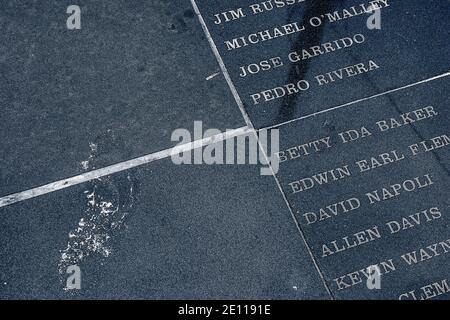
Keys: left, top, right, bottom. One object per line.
{"left": 190, "top": 0, "right": 336, "bottom": 298}
{"left": 263, "top": 70, "right": 450, "bottom": 130}
{"left": 0, "top": 126, "right": 252, "bottom": 208}
{"left": 190, "top": 0, "right": 255, "bottom": 130}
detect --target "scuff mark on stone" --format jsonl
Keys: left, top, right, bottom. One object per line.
{"left": 206, "top": 71, "right": 221, "bottom": 81}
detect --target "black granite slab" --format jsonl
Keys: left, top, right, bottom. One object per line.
{"left": 0, "top": 154, "right": 330, "bottom": 299}
{"left": 194, "top": 0, "right": 450, "bottom": 128}
{"left": 273, "top": 76, "right": 449, "bottom": 299}
{"left": 0, "top": 0, "right": 245, "bottom": 197}
{"left": 1, "top": 0, "right": 448, "bottom": 301}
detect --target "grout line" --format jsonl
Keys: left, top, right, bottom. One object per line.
{"left": 190, "top": 0, "right": 335, "bottom": 299}
{"left": 190, "top": 0, "right": 254, "bottom": 129}
{"left": 1, "top": 1, "right": 446, "bottom": 297}
{"left": 0, "top": 126, "right": 252, "bottom": 209}
{"left": 256, "top": 138, "right": 336, "bottom": 299}
{"left": 262, "top": 70, "right": 450, "bottom": 130}
{"left": 4, "top": 58, "right": 445, "bottom": 212}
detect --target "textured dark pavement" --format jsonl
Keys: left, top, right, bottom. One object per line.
{"left": 0, "top": 0, "right": 329, "bottom": 299}
{"left": 0, "top": 0, "right": 244, "bottom": 196}
{"left": 0, "top": 0, "right": 449, "bottom": 300}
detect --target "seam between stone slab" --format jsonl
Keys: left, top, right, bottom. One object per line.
{"left": 189, "top": 0, "right": 254, "bottom": 129}
{"left": 257, "top": 137, "right": 336, "bottom": 299}
{"left": 1, "top": 74, "right": 446, "bottom": 298}
{"left": 2, "top": 2, "right": 446, "bottom": 297}
{"left": 3, "top": 65, "right": 446, "bottom": 209}
{"left": 0, "top": 126, "right": 252, "bottom": 208}
{"left": 261, "top": 70, "right": 450, "bottom": 131}
{"left": 190, "top": 0, "right": 335, "bottom": 299}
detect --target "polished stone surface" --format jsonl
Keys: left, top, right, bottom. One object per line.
{"left": 274, "top": 77, "right": 449, "bottom": 299}
{"left": 0, "top": 0, "right": 245, "bottom": 196}
{"left": 1, "top": 0, "right": 449, "bottom": 300}
{"left": 0, "top": 156, "right": 330, "bottom": 299}
{"left": 195, "top": 0, "right": 450, "bottom": 128}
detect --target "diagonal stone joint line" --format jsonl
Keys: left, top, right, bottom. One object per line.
{"left": 189, "top": 0, "right": 450, "bottom": 299}
{"left": 0, "top": 126, "right": 252, "bottom": 209}
{"left": 190, "top": 0, "right": 335, "bottom": 299}
{"left": 1, "top": 0, "right": 448, "bottom": 299}
{"left": 2, "top": 67, "right": 446, "bottom": 211}
{"left": 0, "top": 0, "right": 446, "bottom": 301}
{"left": 189, "top": 0, "right": 254, "bottom": 130}
{"left": 0, "top": 0, "right": 445, "bottom": 298}
{"left": 263, "top": 70, "right": 450, "bottom": 130}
